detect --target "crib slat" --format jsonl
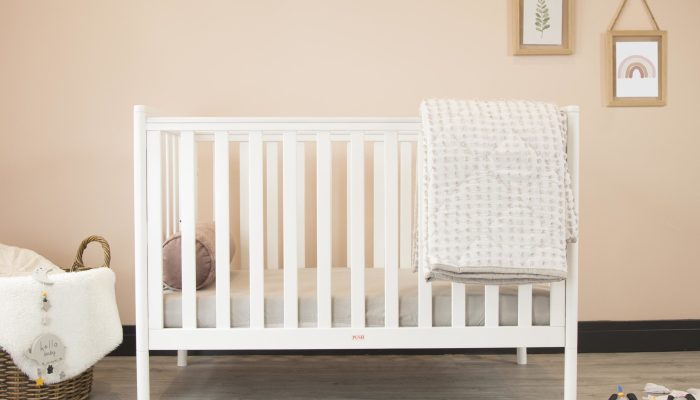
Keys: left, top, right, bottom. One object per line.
{"left": 373, "top": 142, "right": 385, "bottom": 269}
{"left": 296, "top": 143, "right": 306, "bottom": 269}
{"left": 451, "top": 283, "right": 466, "bottom": 327}
{"left": 163, "top": 134, "right": 171, "bottom": 238}
{"left": 239, "top": 142, "right": 249, "bottom": 269}
{"left": 283, "top": 133, "right": 299, "bottom": 328}
{"left": 248, "top": 132, "right": 265, "bottom": 329}
{"left": 346, "top": 145, "right": 351, "bottom": 269}
{"left": 214, "top": 132, "right": 231, "bottom": 329}
{"left": 171, "top": 135, "right": 179, "bottom": 237}
{"left": 316, "top": 132, "right": 332, "bottom": 328}
{"left": 383, "top": 133, "right": 399, "bottom": 328}
{"left": 518, "top": 284, "right": 533, "bottom": 327}
{"left": 517, "top": 284, "right": 533, "bottom": 363}
{"left": 349, "top": 132, "right": 365, "bottom": 328}
{"left": 416, "top": 138, "right": 432, "bottom": 327}
{"left": 146, "top": 131, "right": 164, "bottom": 330}
{"left": 399, "top": 142, "right": 413, "bottom": 269}
{"left": 179, "top": 131, "right": 197, "bottom": 329}
{"left": 266, "top": 143, "right": 279, "bottom": 270}
{"left": 484, "top": 285, "right": 499, "bottom": 327}
{"left": 550, "top": 281, "right": 566, "bottom": 326}
{"left": 417, "top": 254, "right": 431, "bottom": 325}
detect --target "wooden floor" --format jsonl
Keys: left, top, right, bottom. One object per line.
{"left": 91, "top": 352, "right": 700, "bottom": 399}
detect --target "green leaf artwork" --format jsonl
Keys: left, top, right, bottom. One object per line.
{"left": 535, "top": 0, "right": 551, "bottom": 38}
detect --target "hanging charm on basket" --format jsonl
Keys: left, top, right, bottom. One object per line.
{"left": 41, "top": 291, "right": 51, "bottom": 312}
{"left": 31, "top": 264, "right": 55, "bottom": 285}
{"left": 26, "top": 265, "right": 69, "bottom": 386}
{"left": 41, "top": 290, "right": 51, "bottom": 325}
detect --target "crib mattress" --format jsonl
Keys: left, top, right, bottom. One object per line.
{"left": 163, "top": 268, "right": 551, "bottom": 328}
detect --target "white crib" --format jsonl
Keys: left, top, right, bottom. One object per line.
{"left": 133, "top": 105, "right": 580, "bottom": 399}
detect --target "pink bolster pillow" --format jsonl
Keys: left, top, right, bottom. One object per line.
{"left": 162, "top": 222, "right": 235, "bottom": 290}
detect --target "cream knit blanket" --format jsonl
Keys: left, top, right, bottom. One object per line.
{"left": 415, "top": 99, "right": 578, "bottom": 284}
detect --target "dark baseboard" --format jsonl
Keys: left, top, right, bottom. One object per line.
{"left": 109, "top": 320, "right": 700, "bottom": 357}
{"left": 578, "top": 320, "right": 700, "bottom": 353}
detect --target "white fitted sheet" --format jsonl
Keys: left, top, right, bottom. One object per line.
{"left": 163, "top": 268, "right": 551, "bottom": 328}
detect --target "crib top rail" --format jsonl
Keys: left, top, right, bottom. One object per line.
{"left": 142, "top": 105, "right": 579, "bottom": 133}
{"left": 145, "top": 116, "right": 423, "bottom": 133}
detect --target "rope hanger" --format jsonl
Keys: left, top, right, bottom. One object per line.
{"left": 608, "top": 0, "right": 661, "bottom": 32}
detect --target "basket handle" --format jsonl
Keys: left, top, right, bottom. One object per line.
{"left": 71, "top": 235, "right": 111, "bottom": 272}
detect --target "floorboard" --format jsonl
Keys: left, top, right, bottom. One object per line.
{"left": 91, "top": 352, "right": 700, "bottom": 399}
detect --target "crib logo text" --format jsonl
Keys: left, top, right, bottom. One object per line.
{"left": 352, "top": 334, "right": 365, "bottom": 341}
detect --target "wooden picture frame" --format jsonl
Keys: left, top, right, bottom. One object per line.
{"left": 606, "top": 30, "right": 667, "bottom": 107}
{"left": 512, "top": 0, "right": 574, "bottom": 55}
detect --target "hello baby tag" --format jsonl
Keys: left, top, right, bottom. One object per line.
{"left": 25, "top": 333, "right": 67, "bottom": 378}
{"left": 25, "top": 333, "right": 65, "bottom": 365}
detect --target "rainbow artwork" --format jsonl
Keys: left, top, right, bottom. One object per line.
{"left": 617, "top": 55, "right": 656, "bottom": 79}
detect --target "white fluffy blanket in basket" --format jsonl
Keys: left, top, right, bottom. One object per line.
{"left": 0, "top": 243, "right": 122, "bottom": 384}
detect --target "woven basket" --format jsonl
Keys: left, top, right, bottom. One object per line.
{"left": 0, "top": 236, "right": 110, "bottom": 400}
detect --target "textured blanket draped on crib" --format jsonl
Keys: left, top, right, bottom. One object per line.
{"left": 415, "top": 99, "right": 578, "bottom": 284}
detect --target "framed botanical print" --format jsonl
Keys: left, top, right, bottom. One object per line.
{"left": 606, "top": 30, "right": 667, "bottom": 107}
{"left": 512, "top": 0, "right": 574, "bottom": 55}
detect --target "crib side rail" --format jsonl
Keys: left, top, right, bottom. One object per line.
{"left": 563, "top": 105, "right": 580, "bottom": 400}
{"left": 136, "top": 108, "right": 578, "bottom": 348}
{"left": 133, "top": 106, "right": 150, "bottom": 400}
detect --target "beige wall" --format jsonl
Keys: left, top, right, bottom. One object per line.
{"left": 1, "top": 0, "right": 699, "bottom": 325}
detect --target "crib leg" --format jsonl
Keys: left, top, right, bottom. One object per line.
{"left": 136, "top": 350, "right": 150, "bottom": 399}
{"left": 564, "top": 338, "right": 578, "bottom": 400}
{"left": 177, "top": 350, "right": 188, "bottom": 367}
{"left": 516, "top": 347, "right": 527, "bottom": 365}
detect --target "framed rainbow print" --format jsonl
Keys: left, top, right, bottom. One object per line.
{"left": 511, "top": 0, "right": 574, "bottom": 55}
{"left": 606, "top": 30, "right": 667, "bottom": 107}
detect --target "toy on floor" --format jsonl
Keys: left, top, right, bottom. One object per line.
{"left": 644, "top": 393, "right": 697, "bottom": 400}
{"left": 610, "top": 385, "right": 639, "bottom": 400}
{"left": 644, "top": 383, "right": 698, "bottom": 400}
